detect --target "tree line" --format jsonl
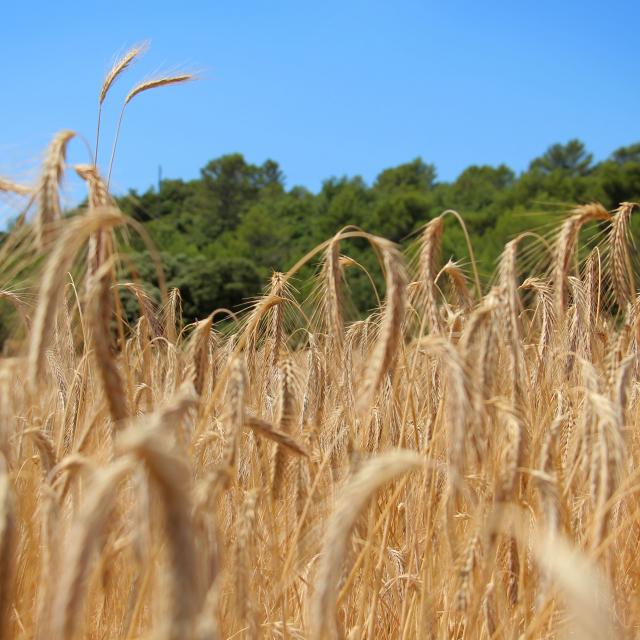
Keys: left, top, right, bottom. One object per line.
{"left": 116, "top": 139, "right": 640, "bottom": 321}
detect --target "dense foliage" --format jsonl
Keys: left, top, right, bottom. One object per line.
{"left": 116, "top": 139, "right": 640, "bottom": 321}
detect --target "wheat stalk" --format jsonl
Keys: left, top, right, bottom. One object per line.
{"left": 310, "top": 450, "right": 422, "bottom": 640}
{"left": 28, "top": 207, "right": 126, "bottom": 384}
{"left": 50, "top": 456, "right": 134, "bottom": 640}
{"left": 107, "top": 73, "right": 194, "bottom": 187}
{"left": 357, "top": 239, "right": 407, "bottom": 414}
{"left": 95, "top": 42, "right": 148, "bottom": 164}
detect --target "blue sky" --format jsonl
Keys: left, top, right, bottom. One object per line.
{"left": 0, "top": 0, "right": 638, "bottom": 212}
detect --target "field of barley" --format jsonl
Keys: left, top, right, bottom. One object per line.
{"left": 0, "top": 47, "right": 639, "bottom": 640}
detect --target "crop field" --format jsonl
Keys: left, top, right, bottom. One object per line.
{"left": 0, "top": 47, "right": 638, "bottom": 640}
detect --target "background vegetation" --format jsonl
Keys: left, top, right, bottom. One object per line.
{"left": 115, "top": 139, "right": 640, "bottom": 320}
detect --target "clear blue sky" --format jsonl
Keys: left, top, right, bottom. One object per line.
{"left": 1, "top": 0, "right": 639, "bottom": 209}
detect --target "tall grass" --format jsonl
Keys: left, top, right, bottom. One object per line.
{"left": 0, "top": 47, "right": 638, "bottom": 639}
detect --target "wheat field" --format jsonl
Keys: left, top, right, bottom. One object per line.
{"left": 0, "top": 47, "right": 639, "bottom": 640}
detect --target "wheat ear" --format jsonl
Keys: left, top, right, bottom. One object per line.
{"left": 28, "top": 207, "right": 126, "bottom": 384}
{"left": 609, "top": 202, "right": 636, "bottom": 308}
{"left": 95, "top": 42, "right": 148, "bottom": 163}
{"left": 357, "top": 239, "right": 407, "bottom": 413}
{"left": 108, "top": 74, "right": 194, "bottom": 187}
{"left": 310, "top": 450, "right": 422, "bottom": 640}
{"left": 0, "top": 178, "right": 32, "bottom": 195}
{"left": 35, "top": 130, "right": 75, "bottom": 248}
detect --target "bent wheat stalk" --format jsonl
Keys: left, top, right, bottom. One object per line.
{"left": 28, "top": 207, "right": 127, "bottom": 384}
{"left": 50, "top": 457, "right": 134, "bottom": 640}
{"left": 96, "top": 42, "right": 148, "bottom": 164}
{"left": 310, "top": 450, "right": 422, "bottom": 640}
{"left": 107, "top": 74, "right": 194, "bottom": 187}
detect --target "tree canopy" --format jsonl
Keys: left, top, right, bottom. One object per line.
{"left": 115, "top": 140, "right": 640, "bottom": 321}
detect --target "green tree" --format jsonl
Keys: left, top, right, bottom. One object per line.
{"left": 374, "top": 158, "right": 436, "bottom": 192}
{"left": 529, "top": 139, "right": 593, "bottom": 176}
{"left": 106, "top": 143, "right": 640, "bottom": 325}
{"left": 610, "top": 143, "right": 640, "bottom": 165}
{"left": 201, "top": 153, "right": 284, "bottom": 232}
